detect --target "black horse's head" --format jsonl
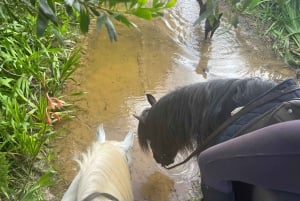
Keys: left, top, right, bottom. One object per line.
{"left": 134, "top": 94, "right": 182, "bottom": 167}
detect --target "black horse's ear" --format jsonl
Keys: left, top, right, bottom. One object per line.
{"left": 146, "top": 94, "right": 156, "bottom": 106}
{"left": 133, "top": 114, "right": 143, "bottom": 122}
{"left": 218, "top": 13, "right": 223, "bottom": 19}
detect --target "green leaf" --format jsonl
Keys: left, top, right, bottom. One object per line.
{"left": 138, "top": 0, "right": 148, "bottom": 6}
{"left": 132, "top": 8, "right": 153, "bottom": 20}
{"left": 113, "top": 13, "right": 135, "bottom": 27}
{"left": 165, "top": 0, "right": 176, "bottom": 8}
{"left": 0, "top": 78, "right": 14, "bottom": 88}
{"left": 36, "top": 171, "right": 56, "bottom": 187}
{"left": 46, "top": 0, "right": 56, "bottom": 13}
{"left": 129, "top": 0, "right": 139, "bottom": 9}
{"left": 80, "top": 6, "right": 90, "bottom": 33}
{"left": 154, "top": 2, "right": 165, "bottom": 8}
{"left": 152, "top": 0, "right": 158, "bottom": 7}
{"left": 246, "top": 0, "right": 263, "bottom": 11}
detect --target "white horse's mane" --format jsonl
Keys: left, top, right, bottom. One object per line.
{"left": 61, "top": 125, "right": 134, "bottom": 201}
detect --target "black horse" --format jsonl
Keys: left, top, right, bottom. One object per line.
{"left": 205, "top": 13, "right": 223, "bottom": 39}
{"left": 134, "top": 78, "right": 277, "bottom": 167}
{"left": 196, "top": 0, "right": 223, "bottom": 39}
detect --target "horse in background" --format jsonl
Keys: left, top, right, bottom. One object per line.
{"left": 196, "top": 0, "right": 223, "bottom": 39}
{"left": 61, "top": 124, "right": 134, "bottom": 201}
{"left": 205, "top": 13, "right": 223, "bottom": 39}
{"left": 134, "top": 78, "right": 277, "bottom": 167}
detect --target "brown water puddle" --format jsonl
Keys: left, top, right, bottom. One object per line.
{"left": 141, "top": 171, "right": 175, "bottom": 201}
{"left": 52, "top": 2, "right": 296, "bottom": 201}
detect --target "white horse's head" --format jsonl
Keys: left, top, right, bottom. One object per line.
{"left": 61, "top": 124, "right": 134, "bottom": 201}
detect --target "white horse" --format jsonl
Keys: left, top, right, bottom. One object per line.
{"left": 61, "top": 124, "right": 134, "bottom": 201}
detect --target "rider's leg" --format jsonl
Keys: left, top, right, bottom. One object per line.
{"left": 198, "top": 120, "right": 300, "bottom": 200}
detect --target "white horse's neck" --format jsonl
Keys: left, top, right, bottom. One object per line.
{"left": 77, "top": 142, "right": 133, "bottom": 201}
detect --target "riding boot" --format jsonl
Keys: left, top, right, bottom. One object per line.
{"left": 201, "top": 184, "right": 235, "bottom": 201}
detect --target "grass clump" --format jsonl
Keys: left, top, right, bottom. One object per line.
{"left": 0, "top": 2, "right": 80, "bottom": 200}
{"left": 245, "top": 0, "right": 300, "bottom": 67}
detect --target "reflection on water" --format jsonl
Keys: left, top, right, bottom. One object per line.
{"left": 53, "top": 0, "right": 295, "bottom": 200}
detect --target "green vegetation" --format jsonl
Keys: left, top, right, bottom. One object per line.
{"left": 248, "top": 0, "right": 300, "bottom": 67}
{"left": 0, "top": 4, "right": 78, "bottom": 200}
{"left": 0, "top": 0, "right": 175, "bottom": 200}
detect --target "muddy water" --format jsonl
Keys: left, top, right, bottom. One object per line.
{"left": 54, "top": 0, "right": 296, "bottom": 200}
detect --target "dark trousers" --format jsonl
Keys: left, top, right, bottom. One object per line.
{"left": 198, "top": 120, "right": 300, "bottom": 199}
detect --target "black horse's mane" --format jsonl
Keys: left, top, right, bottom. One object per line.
{"left": 138, "top": 78, "right": 277, "bottom": 153}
